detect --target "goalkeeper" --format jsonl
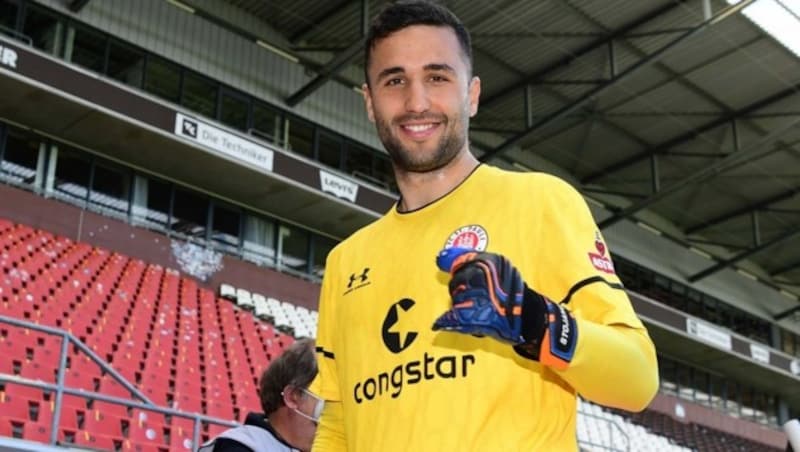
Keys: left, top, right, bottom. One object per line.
{"left": 311, "top": 1, "right": 659, "bottom": 451}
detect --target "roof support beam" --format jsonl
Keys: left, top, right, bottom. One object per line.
{"left": 597, "top": 116, "right": 800, "bottom": 230}
{"left": 685, "top": 187, "right": 800, "bottom": 234}
{"left": 688, "top": 227, "right": 800, "bottom": 282}
{"left": 290, "top": 0, "right": 354, "bottom": 43}
{"left": 285, "top": 0, "right": 368, "bottom": 107}
{"left": 478, "top": 1, "right": 685, "bottom": 109}
{"left": 68, "top": 0, "right": 91, "bottom": 12}
{"left": 582, "top": 81, "right": 800, "bottom": 184}
{"left": 771, "top": 258, "right": 800, "bottom": 277}
{"left": 774, "top": 305, "right": 800, "bottom": 321}
{"left": 478, "top": 0, "right": 755, "bottom": 164}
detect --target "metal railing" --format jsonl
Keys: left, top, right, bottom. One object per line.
{"left": 0, "top": 315, "right": 238, "bottom": 449}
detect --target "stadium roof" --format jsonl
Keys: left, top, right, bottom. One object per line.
{"left": 207, "top": 0, "right": 800, "bottom": 308}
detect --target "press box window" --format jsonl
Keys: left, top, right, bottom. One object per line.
{"left": 211, "top": 203, "right": 240, "bottom": 252}
{"left": 0, "top": 1, "right": 19, "bottom": 36}
{"left": 172, "top": 188, "right": 209, "bottom": 240}
{"left": 22, "top": 4, "right": 62, "bottom": 55}
{"left": 219, "top": 90, "right": 249, "bottom": 132}
{"left": 66, "top": 24, "right": 107, "bottom": 73}
{"left": 242, "top": 214, "right": 276, "bottom": 267}
{"left": 90, "top": 163, "right": 131, "bottom": 217}
{"left": 1, "top": 127, "right": 41, "bottom": 186}
{"left": 279, "top": 225, "right": 309, "bottom": 274}
{"left": 144, "top": 56, "right": 181, "bottom": 103}
{"left": 252, "top": 103, "right": 282, "bottom": 144}
{"left": 52, "top": 147, "right": 91, "bottom": 203}
{"left": 181, "top": 72, "right": 218, "bottom": 119}
{"left": 131, "top": 176, "right": 171, "bottom": 230}
{"left": 107, "top": 40, "right": 145, "bottom": 88}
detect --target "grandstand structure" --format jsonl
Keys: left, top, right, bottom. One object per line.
{"left": 0, "top": 0, "right": 798, "bottom": 450}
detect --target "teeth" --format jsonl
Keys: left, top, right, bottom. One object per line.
{"left": 405, "top": 124, "right": 434, "bottom": 132}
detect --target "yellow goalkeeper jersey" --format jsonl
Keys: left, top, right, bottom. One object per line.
{"left": 312, "top": 165, "right": 658, "bottom": 452}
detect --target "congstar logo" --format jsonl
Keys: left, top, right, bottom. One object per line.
{"left": 351, "top": 298, "right": 477, "bottom": 404}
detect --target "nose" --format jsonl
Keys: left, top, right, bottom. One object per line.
{"left": 404, "top": 80, "right": 430, "bottom": 113}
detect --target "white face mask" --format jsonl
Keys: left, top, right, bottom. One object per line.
{"left": 290, "top": 388, "right": 325, "bottom": 425}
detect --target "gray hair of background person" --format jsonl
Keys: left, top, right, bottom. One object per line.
{"left": 260, "top": 338, "right": 317, "bottom": 415}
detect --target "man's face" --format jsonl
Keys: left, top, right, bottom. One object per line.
{"left": 363, "top": 25, "right": 480, "bottom": 173}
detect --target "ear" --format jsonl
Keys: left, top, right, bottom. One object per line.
{"left": 282, "top": 385, "right": 301, "bottom": 410}
{"left": 468, "top": 76, "right": 481, "bottom": 118}
{"left": 362, "top": 83, "right": 375, "bottom": 123}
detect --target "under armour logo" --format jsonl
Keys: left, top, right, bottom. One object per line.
{"left": 344, "top": 267, "right": 370, "bottom": 295}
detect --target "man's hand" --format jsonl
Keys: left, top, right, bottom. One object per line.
{"left": 433, "top": 247, "right": 577, "bottom": 370}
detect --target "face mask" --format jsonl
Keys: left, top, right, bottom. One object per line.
{"left": 288, "top": 388, "right": 324, "bottom": 424}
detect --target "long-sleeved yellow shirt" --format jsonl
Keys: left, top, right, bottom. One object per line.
{"left": 311, "top": 165, "right": 658, "bottom": 451}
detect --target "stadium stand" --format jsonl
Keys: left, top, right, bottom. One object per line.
{"left": 2, "top": 0, "right": 800, "bottom": 449}
{"left": 0, "top": 218, "right": 295, "bottom": 450}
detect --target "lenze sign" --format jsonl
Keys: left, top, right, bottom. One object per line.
{"left": 0, "top": 45, "right": 18, "bottom": 69}
{"left": 174, "top": 113, "right": 273, "bottom": 172}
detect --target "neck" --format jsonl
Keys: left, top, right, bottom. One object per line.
{"left": 267, "top": 410, "right": 304, "bottom": 451}
{"left": 394, "top": 148, "right": 479, "bottom": 212}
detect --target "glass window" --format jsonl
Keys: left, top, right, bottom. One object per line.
{"left": 1, "top": 127, "right": 40, "bottom": 186}
{"left": 725, "top": 381, "right": 741, "bottom": 418}
{"left": 709, "top": 374, "right": 726, "bottom": 411}
{"left": 658, "top": 357, "right": 677, "bottom": 396}
{"left": 692, "top": 369, "right": 710, "bottom": 406}
{"left": 90, "top": 163, "right": 130, "bottom": 217}
{"left": 144, "top": 56, "right": 181, "bottom": 103}
{"left": 251, "top": 102, "right": 282, "bottom": 144}
{"left": 219, "top": 90, "right": 249, "bottom": 132}
{"left": 22, "top": 4, "right": 62, "bottom": 55}
{"left": 171, "top": 188, "right": 208, "bottom": 240}
{"left": 242, "top": 214, "right": 275, "bottom": 267}
{"left": 53, "top": 147, "right": 90, "bottom": 202}
{"left": 181, "top": 72, "right": 217, "bottom": 119}
{"left": 279, "top": 225, "right": 309, "bottom": 274}
{"left": 68, "top": 24, "right": 107, "bottom": 73}
{"left": 131, "top": 176, "right": 171, "bottom": 230}
{"left": 344, "top": 143, "right": 373, "bottom": 178}
{"left": 317, "top": 132, "right": 342, "bottom": 169}
{"left": 676, "top": 363, "right": 692, "bottom": 401}
{"left": 211, "top": 203, "right": 240, "bottom": 252}
{"left": 106, "top": 40, "right": 145, "bottom": 87}
{"left": 373, "top": 154, "right": 395, "bottom": 191}
{"left": 285, "top": 118, "right": 314, "bottom": 158}
{"left": 311, "top": 236, "right": 336, "bottom": 278}
{"left": 0, "top": 1, "right": 19, "bottom": 35}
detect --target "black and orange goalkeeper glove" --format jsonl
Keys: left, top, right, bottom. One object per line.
{"left": 433, "top": 247, "right": 577, "bottom": 370}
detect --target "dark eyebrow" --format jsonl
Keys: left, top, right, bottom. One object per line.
{"left": 424, "top": 63, "right": 456, "bottom": 74}
{"left": 376, "top": 66, "right": 404, "bottom": 83}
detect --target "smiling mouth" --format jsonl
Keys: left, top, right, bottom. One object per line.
{"left": 403, "top": 123, "right": 437, "bottom": 132}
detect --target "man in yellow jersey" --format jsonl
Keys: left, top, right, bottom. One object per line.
{"left": 311, "top": 1, "right": 659, "bottom": 450}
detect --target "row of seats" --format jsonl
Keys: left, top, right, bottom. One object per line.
{"left": 0, "top": 218, "right": 296, "bottom": 450}
{"left": 219, "top": 283, "right": 318, "bottom": 339}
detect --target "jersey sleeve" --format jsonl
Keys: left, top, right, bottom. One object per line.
{"left": 532, "top": 175, "right": 659, "bottom": 411}
{"left": 310, "top": 249, "right": 347, "bottom": 451}
{"left": 310, "top": 248, "right": 342, "bottom": 402}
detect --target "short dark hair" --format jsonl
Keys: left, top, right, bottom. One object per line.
{"left": 259, "top": 338, "right": 317, "bottom": 415}
{"left": 364, "top": 0, "right": 472, "bottom": 84}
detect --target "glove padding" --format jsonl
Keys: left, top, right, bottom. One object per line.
{"left": 433, "top": 247, "right": 577, "bottom": 370}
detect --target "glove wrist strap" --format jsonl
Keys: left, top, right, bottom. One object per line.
{"left": 514, "top": 286, "right": 578, "bottom": 370}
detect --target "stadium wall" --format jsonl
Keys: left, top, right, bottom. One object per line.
{"left": 0, "top": 183, "right": 320, "bottom": 309}
{"left": 31, "top": 0, "right": 382, "bottom": 150}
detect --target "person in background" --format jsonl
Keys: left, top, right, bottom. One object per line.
{"left": 200, "top": 338, "right": 321, "bottom": 452}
